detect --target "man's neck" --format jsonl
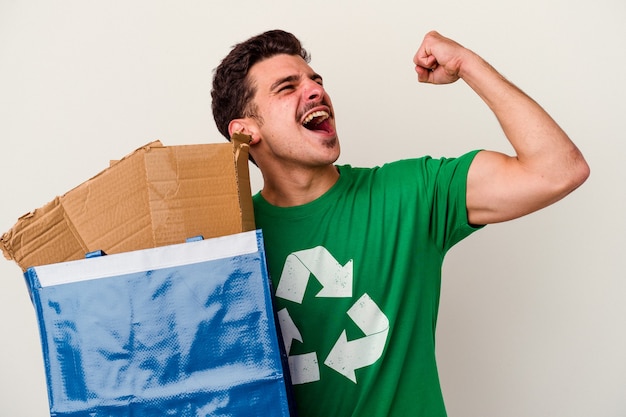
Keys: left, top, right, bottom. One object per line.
{"left": 259, "top": 164, "right": 340, "bottom": 207}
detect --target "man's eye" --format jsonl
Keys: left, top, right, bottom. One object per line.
{"left": 278, "top": 85, "right": 294, "bottom": 92}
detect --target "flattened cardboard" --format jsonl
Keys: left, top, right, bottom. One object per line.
{"left": 1, "top": 134, "right": 255, "bottom": 271}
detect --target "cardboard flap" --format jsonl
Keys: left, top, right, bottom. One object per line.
{"left": 231, "top": 132, "right": 255, "bottom": 232}
{"left": 61, "top": 148, "right": 154, "bottom": 256}
{"left": 0, "top": 198, "right": 86, "bottom": 266}
{"left": 147, "top": 143, "right": 241, "bottom": 247}
{"left": 2, "top": 139, "right": 255, "bottom": 271}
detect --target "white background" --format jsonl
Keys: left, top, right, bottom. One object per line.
{"left": 1, "top": 1, "right": 624, "bottom": 416}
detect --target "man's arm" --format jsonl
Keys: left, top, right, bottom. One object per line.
{"left": 413, "top": 31, "right": 590, "bottom": 225}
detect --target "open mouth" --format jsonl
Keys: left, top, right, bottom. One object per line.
{"left": 302, "top": 110, "right": 333, "bottom": 134}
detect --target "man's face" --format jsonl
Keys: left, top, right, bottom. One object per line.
{"left": 244, "top": 53, "right": 339, "bottom": 169}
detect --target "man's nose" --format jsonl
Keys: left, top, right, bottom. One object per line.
{"left": 303, "top": 79, "right": 324, "bottom": 101}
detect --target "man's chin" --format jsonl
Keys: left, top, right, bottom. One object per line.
{"left": 320, "top": 134, "right": 339, "bottom": 149}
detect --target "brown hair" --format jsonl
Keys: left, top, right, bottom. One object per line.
{"left": 211, "top": 30, "right": 310, "bottom": 140}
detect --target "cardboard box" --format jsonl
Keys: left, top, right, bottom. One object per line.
{"left": 1, "top": 133, "right": 255, "bottom": 271}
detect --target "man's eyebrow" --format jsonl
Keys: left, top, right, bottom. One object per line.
{"left": 270, "top": 75, "right": 300, "bottom": 92}
{"left": 311, "top": 73, "right": 323, "bottom": 82}
{"left": 269, "top": 73, "right": 324, "bottom": 91}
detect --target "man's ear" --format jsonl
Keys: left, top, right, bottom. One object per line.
{"left": 228, "top": 119, "right": 261, "bottom": 145}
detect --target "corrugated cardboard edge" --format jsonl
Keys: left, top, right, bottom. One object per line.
{"left": 231, "top": 132, "right": 255, "bottom": 232}
{"left": 0, "top": 141, "right": 164, "bottom": 269}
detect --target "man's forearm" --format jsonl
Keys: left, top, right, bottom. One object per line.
{"left": 459, "top": 50, "right": 589, "bottom": 194}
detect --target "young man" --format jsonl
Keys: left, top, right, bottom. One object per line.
{"left": 211, "top": 30, "right": 589, "bottom": 416}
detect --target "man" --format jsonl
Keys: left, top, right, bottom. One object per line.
{"left": 211, "top": 30, "right": 589, "bottom": 416}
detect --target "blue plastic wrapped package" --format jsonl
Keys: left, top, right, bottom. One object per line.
{"left": 24, "top": 230, "right": 294, "bottom": 417}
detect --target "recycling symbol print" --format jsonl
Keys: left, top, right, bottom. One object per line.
{"left": 275, "top": 246, "right": 390, "bottom": 385}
